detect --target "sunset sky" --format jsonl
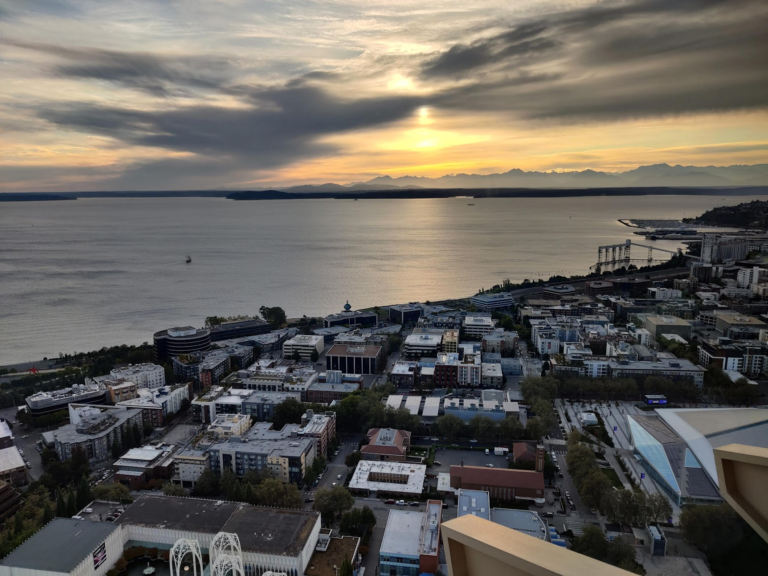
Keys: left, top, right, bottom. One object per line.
{"left": 1, "top": 0, "right": 767, "bottom": 191}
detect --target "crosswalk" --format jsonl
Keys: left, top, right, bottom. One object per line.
{"left": 567, "top": 513, "right": 588, "bottom": 537}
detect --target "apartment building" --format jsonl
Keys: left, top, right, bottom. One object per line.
{"left": 282, "top": 334, "right": 324, "bottom": 360}
{"left": 463, "top": 316, "right": 496, "bottom": 337}
{"left": 299, "top": 410, "right": 336, "bottom": 457}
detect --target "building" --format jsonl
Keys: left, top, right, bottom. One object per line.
{"left": 512, "top": 442, "right": 537, "bottom": 464}
{"left": 481, "top": 363, "right": 503, "bottom": 387}
{"left": 433, "top": 353, "right": 459, "bottom": 387}
{"left": 105, "top": 381, "right": 138, "bottom": 404}
{"left": 299, "top": 410, "right": 336, "bottom": 458}
{"left": 482, "top": 329, "right": 518, "bottom": 353}
{"left": 208, "top": 422, "right": 316, "bottom": 485}
{"left": 153, "top": 326, "right": 211, "bottom": 361}
{"left": 0, "top": 422, "right": 12, "bottom": 450}
{"left": 209, "top": 318, "right": 270, "bottom": 342}
{"left": 172, "top": 349, "right": 233, "bottom": 388}
{"left": 647, "top": 287, "right": 683, "bottom": 300}
{"left": 626, "top": 407, "right": 768, "bottom": 506}
{"left": 348, "top": 460, "right": 426, "bottom": 497}
{"left": 449, "top": 465, "right": 545, "bottom": 504}
{"left": 324, "top": 302, "right": 378, "bottom": 327}
{"left": 580, "top": 412, "right": 598, "bottom": 426}
{"left": 470, "top": 292, "right": 516, "bottom": 311}
{"left": 116, "top": 495, "right": 322, "bottom": 576}
{"left": 306, "top": 381, "right": 360, "bottom": 404}
{"left": 463, "top": 315, "right": 496, "bottom": 337}
{"left": 108, "top": 363, "right": 166, "bottom": 389}
{"left": 0, "top": 518, "right": 123, "bottom": 576}
{"left": 642, "top": 315, "right": 692, "bottom": 339}
{"left": 113, "top": 445, "right": 175, "bottom": 489}
{"left": 325, "top": 344, "right": 382, "bottom": 375}
{"left": 52, "top": 405, "right": 144, "bottom": 464}
{"left": 361, "top": 428, "right": 411, "bottom": 462}
{"left": 542, "top": 284, "right": 576, "bottom": 299}
{"left": 115, "top": 383, "right": 191, "bottom": 428}
{"left": 283, "top": 334, "right": 324, "bottom": 360}
{"left": 0, "top": 448, "right": 26, "bottom": 486}
{"left": 306, "top": 532, "right": 362, "bottom": 576}
{"left": 442, "top": 329, "right": 459, "bottom": 353}
{"left": 208, "top": 413, "right": 253, "bottom": 437}
{"left": 442, "top": 392, "right": 520, "bottom": 423}
{"left": 456, "top": 489, "right": 548, "bottom": 541}
{"left": 0, "top": 481, "right": 21, "bottom": 525}
{"left": 173, "top": 446, "right": 211, "bottom": 488}
{"left": 389, "top": 303, "right": 422, "bottom": 325}
{"left": 379, "top": 501, "right": 442, "bottom": 576}
{"left": 390, "top": 361, "right": 419, "bottom": 387}
{"left": 608, "top": 357, "right": 705, "bottom": 388}
{"left": 403, "top": 332, "right": 443, "bottom": 358}
{"left": 586, "top": 280, "right": 615, "bottom": 297}
{"left": 26, "top": 383, "right": 107, "bottom": 417}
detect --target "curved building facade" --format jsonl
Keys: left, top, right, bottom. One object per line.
{"left": 154, "top": 326, "right": 211, "bottom": 361}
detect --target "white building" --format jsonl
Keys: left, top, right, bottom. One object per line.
{"left": 457, "top": 355, "right": 482, "bottom": 387}
{"left": 108, "top": 363, "right": 166, "bottom": 389}
{"left": 0, "top": 518, "right": 123, "bottom": 576}
{"left": 481, "top": 363, "right": 503, "bottom": 388}
{"left": 463, "top": 316, "right": 496, "bottom": 337}
{"left": 404, "top": 333, "right": 443, "bottom": 357}
{"left": 737, "top": 266, "right": 761, "bottom": 289}
{"left": 282, "top": 335, "right": 324, "bottom": 360}
{"left": 580, "top": 412, "right": 598, "bottom": 426}
{"left": 348, "top": 460, "right": 427, "bottom": 497}
{"left": 646, "top": 287, "right": 683, "bottom": 301}
{"left": 173, "top": 447, "right": 211, "bottom": 488}
{"left": 535, "top": 332, "right": 560, "bottom": 355}
{"left": 470, "top": 292, "right": 516, "bottom": 310}
{"left": 208, "top": 414, "right": 253, "bottom": 437}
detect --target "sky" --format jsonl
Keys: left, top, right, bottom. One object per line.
{"left": 1, "top": 0, "right": 767, "bottom": 192}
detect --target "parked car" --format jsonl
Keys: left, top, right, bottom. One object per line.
{"left": 385, "top": 499, "right": 396, "bottom": 505}
{"left": 485, "top": 449, "right": 490, "bottom": 455}
{"left": 332, "top": 482, "right": 337, "bottom": 487}
{"left": 433, "top": 461, "right": 441, "bottom": 466}
{"left": 485, "top": 463, "right": 494, "bottom": 468}
{"left": 337, "top": 474, "right": 342, "bottom": 480}
{"left": 570, "top": 504, "right": 576, "bottom": 511}
{"left": 469, "top": 439, "right": 478, "bottom": 443}
{"left": 542, "top": 512, "right": 554, "bottom": 518}
{"left": 84, "top": 508, "right": 93, "bottom": 514}
{"left": 395, "top": 500, "right": 406, "bottom": 506}
{"left": 304, "top": 498, "right": 315, "bottom": 503}
{"left": 25, "top": 463, "right": 31, "bottom": 469}
{"left": 409, "top": 501, "right": 420, "bottom": 507}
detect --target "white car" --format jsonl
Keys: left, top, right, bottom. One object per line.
{"left": 395, "top": 500, "right": 406, "bottom": 506}
{"left": 469, "top": 439, "right": 478, "bottom": 443}
{"left": 84, "top": 508, "right": 93, "bottom": 514}
{"left": 337, "top": 474, "right": 342, "bottom": 480}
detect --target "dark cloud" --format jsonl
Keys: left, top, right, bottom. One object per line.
{"left": 421, "top": 23, "right": 556, "bottom": 78}
{"left": 40, "top": 84, "right": 424, "bottom": 168}
{"left": 424, "top": 0, "right": 768, "bottom": 121}
{"left": 3, "top": 40, "right": 237, "bottom": 96}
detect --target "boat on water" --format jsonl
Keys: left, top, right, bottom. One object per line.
{"left": 185, "top": 255, "right": 192, "bottom": 263}
{"left": 467, "top": 203, "right": 475, "bottom": 206}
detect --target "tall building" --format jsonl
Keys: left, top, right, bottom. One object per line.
{"left": 153, "top": 326, "right": 211, "bottom": 361}
{"left": 379, "top": 501, "right": 442, "bottom": 576}
{"left": 282, "top": 334, "right": 324, "bottom": 360}
{"left": 107, "top": 363, "right": 166, "bottom": 389}
{"left": 389, "top": 303, "right": 423, "bottom": 325}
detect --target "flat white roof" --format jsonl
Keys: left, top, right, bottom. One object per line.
{"left": 0, "top": 447, "right": 24, "bottom": 472}
{"left": 423, "top": 397, "right": 440, "bottom": 417}
{"left": 349, "top": 460, "right": 426, "bottom": 495}
{"left": 404, "top": 396, "right": 421, "bottom": 415}
{"left": 405, "top": 333, "right": 443, "bottom": 347}
{"left": 386, "top": 395, "right": 403, "bottom": 409}
{"left": 380, "top": 511, "right": 423, "bottom": 558}
{"left": 437, "top": 472, "right": 457, "bottom": 494}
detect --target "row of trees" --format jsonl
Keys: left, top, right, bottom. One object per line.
{"left": 565, "top": 433, "right": 671, "bottom": 525}
{"left": 55, "top": 475, "right": 92, "bottom": 518}
{"left": 702, "top": 365, "right": 759, "bottom": 406}
{"left": 0, "top": 488, "right": 56, "bottom": 559}
{"left": 110, "top": 423, "right": 146, "bottom": 458}
{"left": 570, "top": 526, "right": 641, "bottom": 574}
{"left": 313, "top": 486, "right": 355, "bottom": 524}
{"left": 434, "top": 413, "right": 546, "bottom": 443}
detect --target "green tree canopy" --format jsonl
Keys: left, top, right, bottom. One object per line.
{"left": 313, "top": 486, "right": 355, "bottom": 523}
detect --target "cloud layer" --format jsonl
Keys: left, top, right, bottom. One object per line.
{"left": 0, "top": 0, "right": 766, "bottom": 191}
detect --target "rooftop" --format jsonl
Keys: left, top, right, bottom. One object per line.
{"left": 305, "top": 536, "right": 360, "bottom": 576}
{"left": 0, "top": 447, "right": 24, "bottom": 472}
{"left": 380, "top": 510, "right": 424, "bottom": 558}
{"left": 327, "top": 344, "right": 381, "bottom": 357}
{"left": 450, "top": 465, "right": 545, "bottom": 492}
{"left": 349, "top": 461, "right": 426, "bottom": 495}
{"left": 405, "top": 333, "right": 443, "bottom": 347}
{"left": 1, "top": 518, "right": 119, "bottom": 572}
{"left": 490, "top": 509, "right": 548, "bottom": 541}
{"left": 457, "top": 489, "right": 491, "bottom": 521}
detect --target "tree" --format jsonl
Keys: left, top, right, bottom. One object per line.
{"left": 606, "top": 536, "right": 636, "bottom": 567}
{"left": 143, "top": 423, "right": 154, "bottom": 437}
{"left": 42, "top": 500, "right": 54, "bottom": 524}
{"left": 647, "top": 492, "right": 672, "bottom": 524}
{"left": 111, "top": 439, "right": 122, "bottom": 459}
{"left": 531, "top": 398, "right": 556, "bottom": 432}
{"left": 579, "top": 470, "right": 612, "bottom": 510}
{"left": 272, "top": 397, "right": 306, "bottom": 429}
{"left": 681, "top": 504, "right": 743, "bottom": 557}
{"left": 194, "top": 470, "right": 220, "bottom": 497}
{"left": 260, "top": 306, "right": 287, "bottom": 329}
{"left": 339, "top": 556, "right": 354, "bottom": 576}
{"left": 313, "top": 486, "right": 354, "bottom": 523}
{"left": 345, "top": 451, "right": 361, "bottom": 468}
{"left": 310, "top": 349, "right": 320, "bottom": 363}
{"left": 13, "top": 512, "right": 23, "bottom": 536}
{"left": 66, "top": 490, "right": 77, "bottom": 517}
{"left": 292, "top": 350, "right": 301, "bottom": 362}
{"left": 220, "top": 468, "right": 238, "bottom": 497}
{"left": 524, "top": 417, "right": 544, "bottom": 441}
{"left": 132, "top": 423, "right": 142, "bottom": 447}
{"left": 254, "top": 478, "right": 302, "bottom": 508}
{"left": 92, "top": 482, "right": 132, "bottom": 504}
{"left": 436, "top": 414, "right": 465, "bottom": 440}
{"left": 468, "top": 415, "right": 497, "bottom": 440}
{"left": 571, "top": 525, "right": 608, "bottom": 560}
{"left": 77, "top": 474, "right": 92, "bottom": 510}
{"left": 56, "top": 490, "right": 67, "bottom": 517}
{"left": 163, "top": 483, "right": 187, "bottom": 497}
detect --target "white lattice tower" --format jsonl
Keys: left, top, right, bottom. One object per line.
{"left": 210, "top": 532, "right": 242, "bottom": 565}
{"left": 170, "top": 538, "right": 203, "bottom": 576}
{"left": 211, "top": 554, "right": 245, "bottom": 576}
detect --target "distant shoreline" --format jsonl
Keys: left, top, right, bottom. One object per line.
{"left": 2, "top": 186, "right": 768, "bottom": 202}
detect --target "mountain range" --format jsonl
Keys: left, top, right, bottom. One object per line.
{"left": 276, "top": 163, "right": 768, "bottom": 192}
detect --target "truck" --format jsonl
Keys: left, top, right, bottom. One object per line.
{"left": 494, "top": 447, "right": 509, "bottom": 456}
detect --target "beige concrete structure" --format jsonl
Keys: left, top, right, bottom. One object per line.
{"left": 714, "top": 443, "right": 768, "bottom": 543}
{"left": 442, "top": 514, "right": 635, "bottom": 576}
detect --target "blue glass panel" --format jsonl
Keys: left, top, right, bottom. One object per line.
{"left": 627, "top": 417, "right": 680, "bottom": 495}
{"left": 684, "top": 448, "right": 701, "bottom": 468}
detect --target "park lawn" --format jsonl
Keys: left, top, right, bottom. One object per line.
{"left": 601, "top": 467, "right": 623, "bottom": 488}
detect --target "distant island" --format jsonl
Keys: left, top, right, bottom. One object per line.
{"left": 685, "top": 200, "right": 768, "bottom": 229}
{"left": 0, "top": 193, "right": 75, "bottom": 202}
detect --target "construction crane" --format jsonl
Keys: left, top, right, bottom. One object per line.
{"left": 592, "top": 239, "right": 695, "bottom": 272}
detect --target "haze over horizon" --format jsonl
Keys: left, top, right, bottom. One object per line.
{"left": 1, "top": 0, "right": 767, "bottom": 192}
